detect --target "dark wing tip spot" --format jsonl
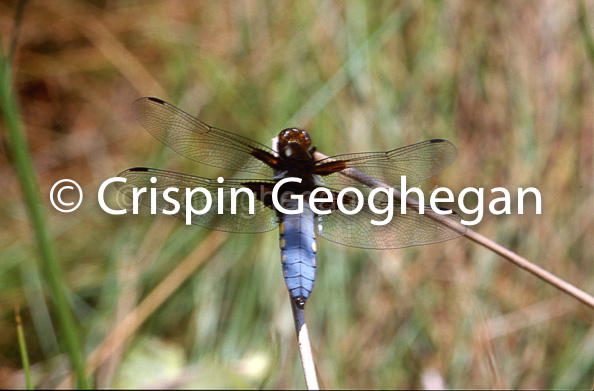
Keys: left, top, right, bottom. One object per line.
{"left": 128, "top": 167, "right": 151, "bottom": 172}
{"left": 146, "top": 97, "right": 165, "bottom": 104}
{"left": 430, "top": 138, "right": 447, "bottom": 143}
{"left": 448, "top": 209, "right": 460, "bottom": 216}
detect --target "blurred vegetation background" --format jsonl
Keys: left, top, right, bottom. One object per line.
{"left": 0, "top": 0, "right": 592, "bottom": 388}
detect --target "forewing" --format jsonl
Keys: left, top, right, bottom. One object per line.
{"left": 132, "top": 97, "right": 276, "bottom": 177}
{"left": 317, "top": 139, "right": 457, "bottom": 188}
{"left": 115, "top": 168, "right": 278, "bottom": 233}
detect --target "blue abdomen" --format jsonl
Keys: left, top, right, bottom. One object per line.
{"left": 279, "top": 201, "right": 317, "bottom": 308}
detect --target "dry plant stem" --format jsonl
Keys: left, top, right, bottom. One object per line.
{"left": 290, "top": 300, "right": 319, "bottom": 390}
{"left": 312, "top": 150, "right": 594, "bottom": 310}
{"left": 57, "top": 230, "right": 228, "bottom": 388}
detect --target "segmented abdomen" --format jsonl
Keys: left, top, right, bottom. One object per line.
{"left": 279, "top": 201, "right": 317, "bottom": 308}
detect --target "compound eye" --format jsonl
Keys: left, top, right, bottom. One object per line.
{"left": 277, "top": 128, "right": 311, "bottom": 149}
{"left": 278, "top": 129, "right": 293, "bottom": 142}
{"left": 300, "top": 130, "right": 311, "bottom": 147}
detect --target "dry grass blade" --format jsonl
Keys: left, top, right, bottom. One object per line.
{"left": 76, "top": 14, "right": 166, "bottom": 97}
{"left": 57, "top": 230, "right": 228, "bottom": 388}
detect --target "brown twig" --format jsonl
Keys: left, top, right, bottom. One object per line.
{"left": 312, "top": 150, "right": 594, "bottom": 310}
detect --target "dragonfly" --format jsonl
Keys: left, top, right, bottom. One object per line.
{"left": 116, "top": 97, "right": 465, "bottom": 308}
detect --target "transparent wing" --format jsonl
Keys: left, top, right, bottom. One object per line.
{"left": 315, "top": 198, "right": 466, "bottom": 249}
{"left": 317, "top": 139, "right": 457, "bottom": 188}
{"left": 115, "top": 167, "right": 278, "bottom": 233}
{"left": 132, "top": 97, "right": 276, "bottom": 177}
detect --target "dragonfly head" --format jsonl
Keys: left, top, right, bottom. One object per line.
{"left": 278, "top": 128, "right": 312, "bottom": 158}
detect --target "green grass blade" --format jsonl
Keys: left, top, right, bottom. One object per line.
{"left": 578, "top": 0, "right": 594, "bottom": 62}
{"left": 16, "top": 306, "right": 33, "bottom": 389}
{"left": 0, "top": 35, "right": 89, "bottom": 388}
